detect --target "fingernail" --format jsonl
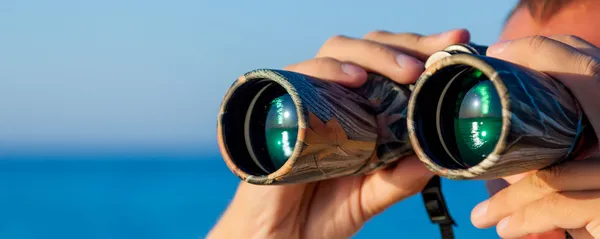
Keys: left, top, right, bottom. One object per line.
{"left": 488, "top": 40, "right": 512, "bottom": 55}
{"left": 341, "top": 63, "right": 364, "bottom": 77}
{"left": 472, "top": 200, "right": 489, "bottom": 221}
{"left": 497, "top": 216, "right": 511, "bottom": 232}
{"left": 396, "top": 53, "right": 423, "bottom": 68}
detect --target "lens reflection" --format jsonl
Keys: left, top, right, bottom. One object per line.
{"left": 454, "top": 70, "right": 502, "bottom": 166}
{"left": 265, "top": 94, "right": 298, "bottom": 169}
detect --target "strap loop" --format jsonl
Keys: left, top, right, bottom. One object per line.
{"left": 421, "top": 176, "right": 573, "bottom": 239}
{"left": 421, "top": 176, "right": 456, "bottom": 239}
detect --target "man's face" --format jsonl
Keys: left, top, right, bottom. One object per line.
{"left": 500, "top": 4, "right": 600, "bottom": 46}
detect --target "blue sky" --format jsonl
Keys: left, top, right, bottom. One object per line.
{"left": 0, "top": 0, "right": 517, "bottom": 157}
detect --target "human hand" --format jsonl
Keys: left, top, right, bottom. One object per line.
{"left": 206, "top": 28, "right": 470, "bottom": 239}
{"left": 470, "top": 35, "right": 600, "bottom": 239}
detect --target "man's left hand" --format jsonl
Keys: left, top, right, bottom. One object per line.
{"left": 470, "top": 35, "right": 600, "bottom": 239}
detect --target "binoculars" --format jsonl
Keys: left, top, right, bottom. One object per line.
{"left": 216, "top": 43, "right": 593, "bottom": 185}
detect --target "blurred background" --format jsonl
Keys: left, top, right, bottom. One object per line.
{"left": 0, "top": 0, "right": 517, "bottom": 238}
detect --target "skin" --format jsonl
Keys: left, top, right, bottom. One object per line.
{"left": 470, "top": 3, "right": 600, "bottom": 239}
{"left": 207, "top": 29, "right": 472, "bottom": 239}
{"left": 208, "top": 3, "right": 600, "bottom": 239}
{"left": 472, "top": 35, "right": 600, "bottom": 239}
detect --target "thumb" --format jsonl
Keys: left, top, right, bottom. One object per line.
{"left": 358, "top": 156, "right": 434, "bottom": 219}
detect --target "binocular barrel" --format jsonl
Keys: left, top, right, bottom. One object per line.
{"left": 409, "top": 47, "right": 587, "bottom": 180}
{"left": 217, "top": 44, "right": 590, "bottom": 185}
{"left": 217, "top": 69, "right": 412, "bottom": 184}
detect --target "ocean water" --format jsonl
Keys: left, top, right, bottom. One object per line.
{"left": 0, "top": 156, "right": 498, "bottom": 239}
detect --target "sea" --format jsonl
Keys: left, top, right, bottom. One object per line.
{"left": 0, "top": 153, "right": 498, "bottom": 239}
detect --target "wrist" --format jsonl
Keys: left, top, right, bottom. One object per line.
{"left": 206, "top": 183, "right": 294, "bottom": 239}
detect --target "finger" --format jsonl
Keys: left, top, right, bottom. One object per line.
{"left": 567, "top": 228, "right": 597, "bottom": 239}
{"left": 494, "top": 190, "right": 600, "bottom": 239}
{"left": 284, "top": 57, "right": 368, "bottom": 88}
{"left": 471, "top": 160, "right": 600, "bottom": 228}
{"left": 547, "top": 35, "right": 600, "bottom": 148}
{"left": 486, "top": 35, "right": 600, "bottom": 76}
{"left": 359, "top": 156, "right": 434, "bottom": 218}
{"left": 548, "top": 35, "right": 600, "bottom": 58}
{"left": 502, "top": 171, "right": 534, "bottom": 184}
{"left": 316, "top": 35, "right": 424, "bottom": 84}
{"left": 520, "top": 229, "right": 575, "bottom": 239}
{"left": 362, "top": 28, "right": 471, "bottom": 61}
{"left": 487, "top": 35, "right": 600, "bottom": 139}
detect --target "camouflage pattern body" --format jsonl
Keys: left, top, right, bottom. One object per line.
{"left": 352, "top": 73, "right": 413, "bottom": 173}
{"left": 218, "top": 69, "right": 413, "bottom": 185}
{"left": 408, "top": 53, "right": 585, "bottom": 180}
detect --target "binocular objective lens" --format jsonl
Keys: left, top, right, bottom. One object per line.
{"left": 453, "top": 70, "right": 503, "bottom": 166}
{"left": 264, "top": 94, "right": 298, "bottom": 169}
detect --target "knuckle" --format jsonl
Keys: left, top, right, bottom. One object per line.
{"left": 324, "top": 34, "right": 350, "bottom": 46}
{"left": 540, "top": 193, "right": 563, "bottom": 212}
{"left": 527, "top": 35, "right": 551, "bottom": 51}
{"left": 311, "top": 57, "right": 339, "bottom": 68}
{"left": 531, "top": 167, "right": 562, "bottom": 191}
{"left": 369, "top": 42, "right": 393, "bottom": 55}
{"left": 358, "top": 38, "right": 394, "bottom": 56}
{"left": 362, "top": 30, "right": 391, "bottom": 40}
{"left": 399, "top": 32, "right": 424, "bottom": 44}
{"left": 408, "top": 32, "right": 424, "bottom": 42}
{"left": 563, "top": 34, "right": 585, "bottom": 44}
{"left": 530, "top": 173, "right": 549, "bottom": 191}
{"left": 317, "top": 35, "right": 351, "bottom": 56}
{"left": 577, "top": 53, "right": 600, "bottom": 76}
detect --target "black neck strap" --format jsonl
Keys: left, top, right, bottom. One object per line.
{"left": 421, "top": 175, "right": 456, "bottom": 239}
{"left": 421, "top": 176, "right": 573, "bottom": 239}
{"left": 565, "top": 231, "right": 573, "bottom": 238}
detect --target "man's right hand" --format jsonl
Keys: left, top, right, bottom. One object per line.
{"left": 207, "top": 28, "right": 470, "bottom": 239}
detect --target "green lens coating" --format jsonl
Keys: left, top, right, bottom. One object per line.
{"left": 454, "top": 70, "right": 502, "bottom": 166}
{"left": 265, "top": 94, "right": 298, "bottom": 169}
